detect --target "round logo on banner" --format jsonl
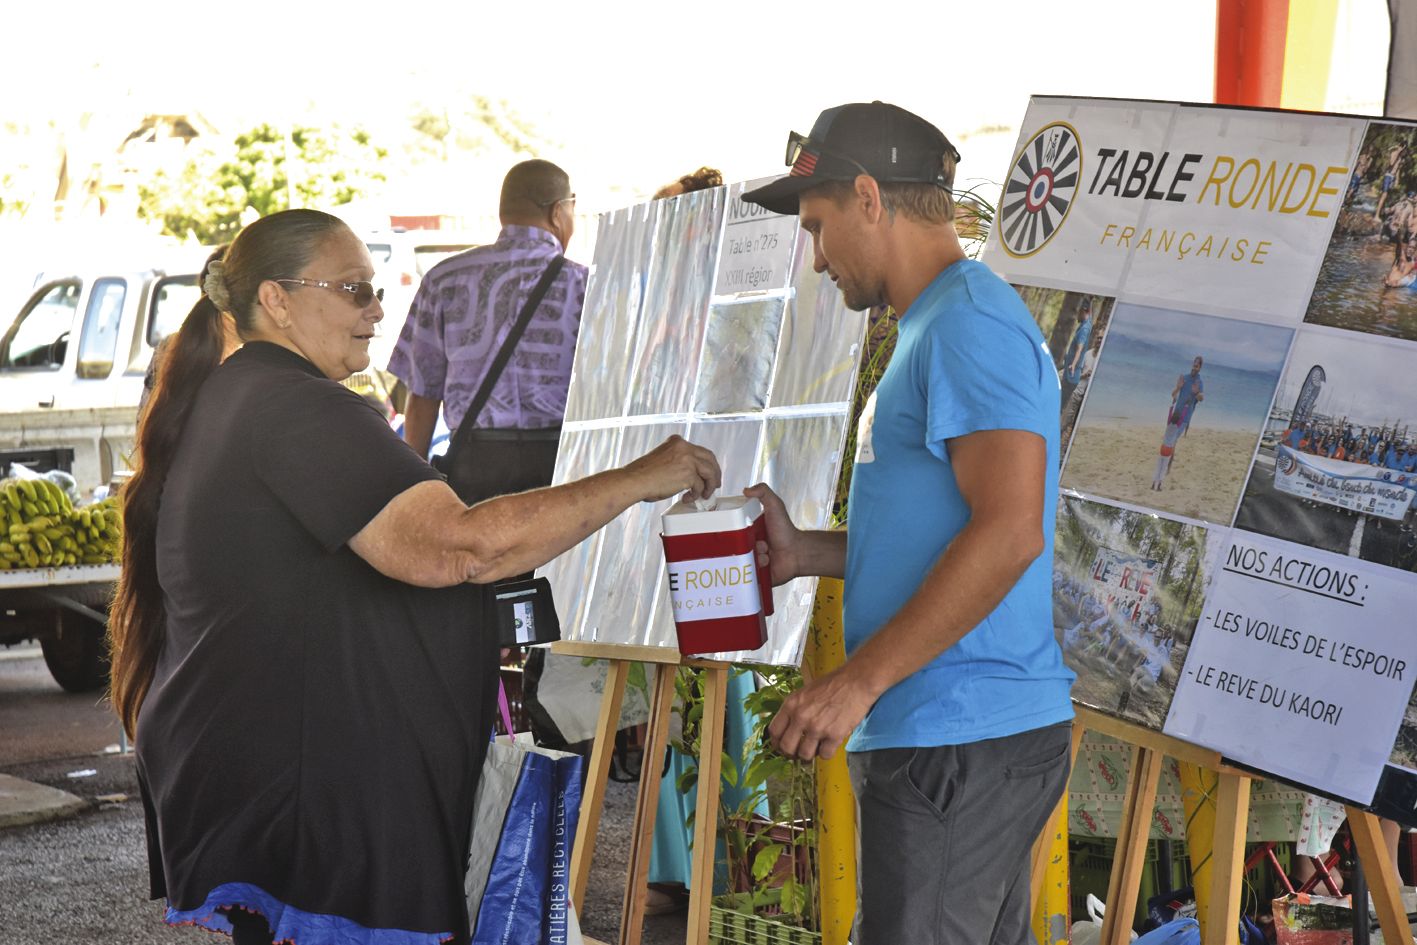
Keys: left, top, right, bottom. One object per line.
{"left": 1277, "top": 451, "right": 1298, "bottom": 475}
{"left": 999, "top": 122, "right": 1082, "bottom": 258}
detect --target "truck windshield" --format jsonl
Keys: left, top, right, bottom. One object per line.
{"left": 147, "top": 276, "right": 201, "bottom": 346}
{"left": 1, "top": 281, "right": 81, "bottom": 370}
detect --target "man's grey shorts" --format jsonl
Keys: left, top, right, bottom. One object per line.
{"left": 847, "top": 722, "right": 1072, "bottom": 945}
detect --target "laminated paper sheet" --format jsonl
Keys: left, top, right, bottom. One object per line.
{"left": 563, "top": 202, "right": 657, "bottom": 423}
{"left": 540, "top": 426, "right": 620, "bottom": 636}
{"left": 770, "top": 238, "right": 866, "bottom": 408}
{"left": 626, "top": 187, "right": 725, "bottom": 416}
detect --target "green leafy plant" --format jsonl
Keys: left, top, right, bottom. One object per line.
{"left": 675, "top": 666, "right": 819, "bottom": 932}
{"left": 0, "top": 172, "right": 30, "bottom": 218}
{"left": 137, "top": 123, "right": 388, "bottom": 244}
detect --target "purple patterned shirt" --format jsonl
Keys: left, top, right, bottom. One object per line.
{"left": 387, "top": 225, "right": 587, "bottom": 430}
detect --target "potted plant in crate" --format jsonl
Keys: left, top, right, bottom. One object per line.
{"left": 675, "top": 665, "right": 822, "bottom": 944}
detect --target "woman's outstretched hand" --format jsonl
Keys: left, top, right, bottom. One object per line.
{"left": 624, "top": 435, "right": 722, "bottom": 503}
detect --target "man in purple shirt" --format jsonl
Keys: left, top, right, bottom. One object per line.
{"left": 389, "top": 159, "right": 588, "bottom": 459}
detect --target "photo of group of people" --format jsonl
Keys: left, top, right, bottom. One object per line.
{"left": 1307, "top": 122, "right": 1417, "bottom": 341}
{"left": 1013, "top": 286, "right": 1116, "bottom": 462}
{"left": 1059, "top": 303, "right": 1292, "bottom": 525}
{"left": 1233, "top": 329, "right": 1417, "bottom": 573}
{"left": 1393, "top": 691, "right": 1417, "bottom": 772}
{"left": 1275, "top": 417, "right": 1417, "bottom": 469}
{"left": 1053, "top": 496, "right": 1213, "bottom": 729}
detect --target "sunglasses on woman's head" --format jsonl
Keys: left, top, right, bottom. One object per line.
{"left": 275, "top": 278, "right": 384, "bottom": 308}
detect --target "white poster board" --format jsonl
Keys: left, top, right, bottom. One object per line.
{"left": 1165, "top": 533, "right": 1417, "bottom": 802}
{"left": 987, "top": 96, "right": 1417, "bottom": 806}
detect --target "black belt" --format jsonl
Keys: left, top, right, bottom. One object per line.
{"left": 460, "top": 427, "right": 562, "bottom": 443}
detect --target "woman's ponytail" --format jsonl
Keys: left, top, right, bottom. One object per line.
{"left": 110, "top": 292, "right": 227, "bottom": 737}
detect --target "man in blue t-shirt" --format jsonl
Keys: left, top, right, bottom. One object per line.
{"left": 741, "top": 102, "right": 1074, "bottom": 945}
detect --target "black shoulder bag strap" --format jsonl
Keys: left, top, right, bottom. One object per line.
{"left": 444, "top": 254, "right": 565, "bottom": 454}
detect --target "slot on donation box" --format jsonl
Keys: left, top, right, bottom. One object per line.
{"left": 660, "top": 497, "right": 774, "bottom": 656}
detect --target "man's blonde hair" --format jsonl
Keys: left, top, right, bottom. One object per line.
{"left": 814, "top": 152, "right": 959, "bottom": 224}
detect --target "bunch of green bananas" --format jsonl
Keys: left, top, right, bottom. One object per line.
{"left": 0, "top": 478, "right": 123, "bottom": 571}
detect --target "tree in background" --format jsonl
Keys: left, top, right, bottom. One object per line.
{"left": 0, "top": 172, "right": 29, "bottom": 218}
{"left": 0, "top": 118, "right": 58, "bottom": 220}
{"left": 138, "top": 123, "right": 388, "bottom": 244}
{"left": 407, "top": 95, "right": 550, "bottom": 164}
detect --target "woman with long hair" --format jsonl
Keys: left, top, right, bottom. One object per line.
{"left": 111, "top": 208, "right": 719, "bottom": 945}
{"left": 138, "top": 244, "right": 238, "bottom": 419}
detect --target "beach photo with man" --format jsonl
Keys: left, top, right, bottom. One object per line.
{"left": 1060, "top": 302, "right": 1292, "bottom": 524}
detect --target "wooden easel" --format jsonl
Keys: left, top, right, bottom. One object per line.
{"left": 552, "top": 640, "right": 731, "bottom": 945}
{"left": 1030, "top": 706, "right": 1414, "bottom": 945}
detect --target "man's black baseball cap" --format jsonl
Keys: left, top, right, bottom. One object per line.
{"left": 741, "top": 101, "right": 960, "bottom": 216}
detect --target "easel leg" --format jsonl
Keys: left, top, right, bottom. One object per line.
{"left": 570, "top": 658, "right": 630, "bottom": 915}
{"left": 1347, "top": 807, "right": 1413, "bottom": 945}
{"left": 1100, "top": 746, "right": 1164, "bottom": 945}
{"left": 1204, "top": 772, "right": 1251, "bottom": 945}
{"left": 685, "top": 666, "right": 728, "bottom": 945}
{"left": 618, "top": 663, "right": 677, "bottom": 945}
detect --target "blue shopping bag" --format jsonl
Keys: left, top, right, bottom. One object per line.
{"left": 466, "top": 687, "right": 585, "bottom": 945}
{"left": 1134, "top": 918, "right": 1200, "bottom": 945}
{"left": 1146, "top": 887, "right": 1265, "bottom": 945}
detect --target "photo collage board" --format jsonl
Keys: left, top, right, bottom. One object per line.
{"left": 984, "top": 96, "right": 1417, "bottom": 812}
{"left": 544, "top": 180, "right": 866, "bottom": 667}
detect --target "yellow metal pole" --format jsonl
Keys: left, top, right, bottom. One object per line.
{"left": 1032, "top": 722, "right": 1083, "bottom": 945}
{"left": 1031, "top": 792, "right": 1071, "bottom": 945}
{"left": 806, "top": 577, "right": 856, "bottom": 945}
{"left": 1178, "top": 763, "right": 1218, "bottom": 933}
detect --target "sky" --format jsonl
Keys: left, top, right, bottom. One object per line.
{"left": 1278, "top": 328, "right": 1417, "bottom": 425}
{"left": 6, "top": 1, "right": 1219, "bottom": 201}
{"left": 1111, "top": 304, "right": 1296, "bottom": 373}
{"left": 0, "top": 0, "right": 1390, "bottom": 222}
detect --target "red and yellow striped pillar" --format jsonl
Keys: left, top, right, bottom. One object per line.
{"left": 1214, "top": 0, "right": 1340, "bottom": 110}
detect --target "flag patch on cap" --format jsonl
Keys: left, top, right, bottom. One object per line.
{"left": 790, "top": 150, "right": 818, "bottom": 177}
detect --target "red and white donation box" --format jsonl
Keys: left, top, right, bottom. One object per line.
{"left": 660, "top": 497, "right": 774, "bottom": 656}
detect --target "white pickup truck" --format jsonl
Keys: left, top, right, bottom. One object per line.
{"left": 0, "top": 266, "right": 198, "bottom": 690}
{"left": 0, "top": 263, "right": 401, "bottom": 690}
{"left": 0, "top": 267, "right": 201, "bottom": 488}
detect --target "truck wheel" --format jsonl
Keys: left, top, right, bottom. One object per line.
{"left": 40, "top": 611, "right": 110, "bottom": 693}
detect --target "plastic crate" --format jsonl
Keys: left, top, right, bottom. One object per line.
{"left": 708, "top": 906, "right": 821, "bottom": 945}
